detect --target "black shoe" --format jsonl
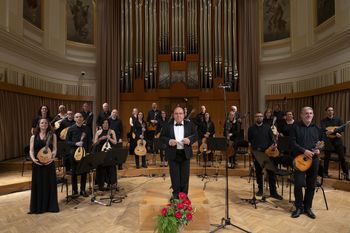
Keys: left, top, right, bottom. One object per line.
{"left": 344, "top": 174, "right": 350, "bottom": 181}
{"left": 270, "top": 192, "right": 283, "bottom": 200}
{"left": 72, "top": 191, "right": 79, "bottom": 197}
{"left": 291, "top": 208, "right": 303, "bottom": 218}
{"left": 136, "top": 165, "right": 140, "bottom": 169}
{"left": 80, "top": 190, "right": 89, "bottom": 197}
{"left": 324, "top": 174, "right": 330, "bottom": 178}
{"left": 256, "top": 190, "right": 263, "bottom": 196}
{"left": 142, "top": 164, "right": 148, "bottom": 168}
{"left": 304, "top": 208, "right": 316, "bottom": 219}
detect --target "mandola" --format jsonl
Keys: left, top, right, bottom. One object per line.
{"left": 325, "top": 121, "right": 350, "bottom": 138}
{"left": 293, "top": 141, "right": 324, "bottom": 172}
{"left": 74, "top": 132, "right": 86, "bottom": 161}
{"left": 37, "top": 133, "right": 53, "bottom": 165}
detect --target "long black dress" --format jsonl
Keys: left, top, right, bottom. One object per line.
{"left": 29, "top": 135, "right": 59, "bottom": 214}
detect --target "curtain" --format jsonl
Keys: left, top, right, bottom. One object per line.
{"left": 96, "top": 0, "right": 121, "bottom": 110}
{"left": 237, "top": 0, "right": 260, "bottom": 137}
{"left": 0, "top": 90, "right": 92, "bottom": 161}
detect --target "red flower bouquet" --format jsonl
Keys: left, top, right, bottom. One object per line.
{"left": 155, "top": 192, "right": 195, "bottom": 233}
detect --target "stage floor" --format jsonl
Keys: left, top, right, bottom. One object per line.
{"left": 0, "top": 175, "right": 350, "bottom": 233}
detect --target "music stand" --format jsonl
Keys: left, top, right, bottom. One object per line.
{"left": 99, "top": 148, "right": 128, "bottom": 206}
{"left": 241, "top": 150, "right": 277, "bottom": 209}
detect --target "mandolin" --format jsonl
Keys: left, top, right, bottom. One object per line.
{"left": 199, "top": 137, "right": 211, "bottom": 154}
{"left": 293, "top": 141, "right": 324, "bottom": 172}
{"left": 325, "top": 121, "right": 350, "bottom": 138}
{"left": 60, "top": 127, "right": 69, "bottom": 140}
{"left": 101, "top": 130, "right": 113, "bottom": 152}
{"left": 37, "top": 132, "right": 53, "bottom": 164}
{"left": 74, "top": 132, "right": 86, "bottom": 161}
{"left": 265, "top": 117, "right": 280, "bottom": 157}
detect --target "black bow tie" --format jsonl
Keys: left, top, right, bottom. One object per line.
{"left": 175, "top": 123, "right": 183, "bottom": 126}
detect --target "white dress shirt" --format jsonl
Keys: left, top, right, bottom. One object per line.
{"left": 174, "top": 121, "right": 184, "bottom": 149}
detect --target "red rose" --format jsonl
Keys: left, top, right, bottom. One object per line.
{"left": 175, "top": 211, "right": 182, "bottom": 219}
{"left": 186, "top": 206, "right": 193, "bottom": 211}
{"left": 186, "top": 213, "right": 193, "bottom": 221}
{"left": 184, "top": 199, "right": 191, "bottom": 205}
{"left": 178, "top": 192, "right": 187, "bottom": 200}
{"left": 177, "top": 203, "right": 185, "bottom": 209}
{"left": 161, "top": 208, "right": 167, "bottom": 216}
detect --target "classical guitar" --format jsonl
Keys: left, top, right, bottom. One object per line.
{"left": 199, "top": 137, "right": 211, "bottom": 154}
{"left": 37, "top": 132, "right": 53, "bottom": 165}
{"left": 265, "top": 117, "right": 280, "bottom": 157}
{"left": 293, "top": 141, "right": 324, "bottom": 172}
{"left": 74, "top": 132, "right": 86, "bottom": 161}
{"left": 147, "top": 112, "right": 158, "bottom": 131}
{"left": 134, "top": 124, "right": 147, "bottom": 156}
{"left": 326, "top": 121, "right": 350, "bottom": 139}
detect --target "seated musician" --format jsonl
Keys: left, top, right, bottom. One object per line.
{"left": 248, "top": 112, "right": 283, "bottom": 200}
{"left": 224, "top": 111, "right": 242, "bottom": 168}
{"left": 65, "top": 113, "right": 89, "bottom": 197}
{"left": 198, "top": 112, "right": 215, "bottom": 165}
{"left": 133, "top": 111, "right": 148, "bottom": 168}
{"left": 320, "top": 106, "right": 349, "bottom": 180}
{"left": 94, "top": 119, "right": 117, "bottom": 192}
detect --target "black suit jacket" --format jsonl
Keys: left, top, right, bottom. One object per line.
{"left": 160, "top": 120, "right": 198, "bottom": 160}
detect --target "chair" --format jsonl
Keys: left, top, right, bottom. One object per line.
{"left": 320, "top": 141, "right": 345, "bottom": 180}
{"left": 21, "top": 145, "right": 31, "bottom": 176}
{"left": 235, "top": 130, "right": 250, "bottom": 168}
{"left": 288, "top": 164, "right": 329, "bottom": 210}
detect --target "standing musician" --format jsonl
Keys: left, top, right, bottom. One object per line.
{"left": 248, "top": 112, "right": 283, "bottom": 200}
{"left": 230, "top": 105, "right": 241, "bottom": 122}
{"left": 96, "top": 102, "right": 111, "bottom": 130}
{"left": 195, "top": 105, "right": 207, "bottom": 126}
{"left": 133, "top": 111, "right": 148, "bottom": 168}
{"left": 66, "top": 113, "right": 89, "bottom": 197}
{"left": 81, "top": 102, "right": 93, "bottom": 141}
{"left": 320, "top": 107, "right": 349, "bottom": 180}
{"left": 224, "top": 111, "right": 242, "bottom": 169}
{"left": 160, "top": 106, "right": 198, "bottom": 199}
{"left": 93, "top": 119, "right": 117, "bottom": 191}
{"left": 51, "top": 105, "right": 67, "bottom": 128}
{"left": 263, "top": 108, "right": 274, "bottom": 126}
{"left": 28, "top": 118, "right": 59, "bottom": 214}
{"left": 109, "top": 109, "right": 124, "bottom": 169}
{"left": 31, "top": 105, "right": 52, "bottom": 135}
{"left": 146, "top": 103, "right": 161, "bottom": 154}
{"left": 156, "top": 110, "right": 169, "bottom": 167}
{"left": 56, "top": 110, "right": 75, "bottom": 141}
{"left": 128, "top": 108, "right": 138, "bottom": 159}
{"left": 199, "top": 112, "right": 215, "bottom": 164}
{"left": 277, "top": 110, "right": 295, "bottom": 137}
{"left": 290, "top": 107, "right": 322, "bottom": 219}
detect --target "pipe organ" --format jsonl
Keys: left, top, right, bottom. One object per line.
{"left": 119, "top": 0, "right": 238, "bottom": 92}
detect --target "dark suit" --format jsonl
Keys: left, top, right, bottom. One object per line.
{"left": 160, "top": 120, "right": 197, "bottom": 198}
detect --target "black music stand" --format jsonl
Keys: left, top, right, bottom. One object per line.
{"left": 98, "top": 148, "right": 128, "bottom": 206}
{"left": 241, "top": 150, "right": 277, "bottom": 209}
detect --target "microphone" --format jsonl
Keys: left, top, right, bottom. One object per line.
{"left": 218, "top": 83, "right": 231, "bottom": 89}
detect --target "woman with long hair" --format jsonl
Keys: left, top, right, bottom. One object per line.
{"left": 31, "top": 105, "right": 52, "bottom": 134}
{"left": 133, "top": 111, "right": 147, "bottom": 168}
{"left": 28, "top": 118, "right": 59, "bottom": 214}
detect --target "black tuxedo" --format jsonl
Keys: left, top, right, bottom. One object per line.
{"left": 160, "top": 120, "right": 197, "bottom": 198}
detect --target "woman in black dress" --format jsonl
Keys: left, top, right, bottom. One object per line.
{"left": 93, "top": 119, "right": 117, "bottom": 191}
{"left": 29, "top": 118, "right": 59, "bottom": 214}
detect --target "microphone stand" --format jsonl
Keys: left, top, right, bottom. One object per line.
{"left": 210, "top": 84, "right": 250, "bottom": 233}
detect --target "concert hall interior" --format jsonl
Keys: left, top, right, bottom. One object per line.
{"left": 1, "top": 0, "right": 350, "bottom": 232}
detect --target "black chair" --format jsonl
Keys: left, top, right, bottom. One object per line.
{"left": 320, "top": 141, "right": 345, "bottom": 180}
{"left": 288, "top": 164, "right": 329, "bottom": 210}
{"left": 21, "top": 145, "right": 31, "bottom": 176}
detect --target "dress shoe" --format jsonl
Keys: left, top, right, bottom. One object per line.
{"left": 304, "top": 208, "right": 316, "bottom": 219}
{"left": 344, "top": 173, "right": 350, "bottom": 181}
{"left": 291, "top": 208, "right": 303, "bottom": 218}
{"left": 256, "top": 189, "right": 263, "bottom": 196}
{"left": 270, "top": 192, "right": 283, "bottom": 200}
{"left": 72, "top": 191, "right": 79, "bottom": 197}
{"left": 80, "top": 190, "right": 89, "bottom": 197}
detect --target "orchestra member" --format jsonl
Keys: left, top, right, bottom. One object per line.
{"left": 94, "top": 119, "right": 117, "bottom": 191}
{"left": 28, "top": 118, "right": 59, "bottom": 214}
{"left": 66, "top": 113, "right": 89, "bottom": 197}
{"left": 133, "top": 111, "right": 147, "bottom": 168}
{"left": 146, "top": 103, "right": 161, "bottom": 154}
{"left": 51, "top": 105, "right": 67, "bottom": 128}
{"left": 128, "top": 108, "right": 138, "bottom": 159}
{"left": 290, "top": 107, "right": 322, "bottom": 218}
{"left": 31, "top": 105, "right": 52, "bottom": 135}
{"left": 109, "top": 109, "right": 124, "bottom": 169}
{"left": 248, "top": 112, "right": 283, "bottom": 200}
{"left": 96, "top": 102, "right": 111, "bottom": 130}
{"left": 156, "top": 110, "right": 168, "bottom": 167}
{"left": 224, "top": 111, "right": 243, "bottom": 168}
{"left": 320, "top": 107, "right": 349, "bottom": 180}
{"left": 160, "top": 107, "right": 198, "bottom": 199}
{"left": 199, "top": 112, "right": 215, "bottom": 164}
{"left": 81, "top": 102, "right": 93, "bottom": 140}
{"left": 263, "top": 108, "right": 274, "bottom": 126}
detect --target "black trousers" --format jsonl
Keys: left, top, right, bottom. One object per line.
{"left": 70, "top": 155, "right": 87, "bottom": 193}
{"left": 135, "top": 155, "right": 146, "bottom": 167}
{"left": 294, "top": 157, "right": 319, "bottom": 210}
{"left": 168, "top": 150, "right": 190, "bottom": 198}
{"left": 253, "top": 151, "right": 277, "bottom": 194}
{"left": 160, "top": 149, "right": 166, "bottom": 162}
{"left": 324, "top": 142, "right": 348, "bottom": 175}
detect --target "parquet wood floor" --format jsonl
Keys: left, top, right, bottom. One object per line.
{"left": 0, "top": 174, "right": 349, "bottom": 233}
